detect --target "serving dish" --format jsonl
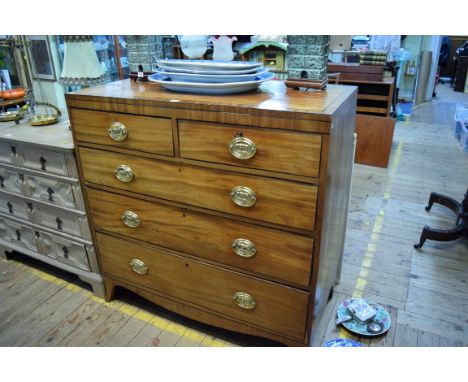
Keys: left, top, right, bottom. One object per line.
{"left": 155, "top": 67, "right": 269, "bottom": 83}
{"left": 154, "top": 64, "right": 263, "bottom": 75}
{"left": 155, "top": 59, "right": 263, "bottom": 71}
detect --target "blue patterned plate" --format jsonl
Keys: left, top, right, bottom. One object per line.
{"left": 155, "top": 59, "right": 263, "bottom": 71}
{"left": 324, "top": 339, "right": 363, "bottom": 347}
{"left": 155, "top": 67, "right": 270, "bottom": 83}
{"left": 336, "top": 298, "right": 391, "bottom": 337}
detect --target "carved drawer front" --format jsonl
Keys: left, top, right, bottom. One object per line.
{"left": 179, "top": 120, "right": 322, "bottom": 177}
{"left": 80, "top": 147, "right": 318, "bottom": 231}
{"left": 97, "top": 232, "right": 309, "bottom": 340}
{"left": 0, "top": 192, "right": 29, "bottom": 221}
{"left": 22, "top": 173, "right": 82, "bottom": 210}
{"left": 16, "top": 144, "right": 74, "bottom": 177}
{"left": 70, "top": 108, "right": 174, "bottom": 156}
{"left": 87, "top": 188, "right": 314, "bottom": 286}
{"left": 0, "top": 142, "right": 17, "bottom": 165}
{"left": 36, "top": 231, "right": 91, "bottom": 271}
{"left": 0, "top": 167, "right": 22, "bottom": 194}
{"left": 26, "top": 201, "right": 91, "bottom": 240}
{"left": 0, "top": 216, "right": 38, "bottom": 252}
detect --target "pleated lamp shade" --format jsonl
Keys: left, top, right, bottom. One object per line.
{"left": 59, "top": 35, "right": 107, "bottom": 85}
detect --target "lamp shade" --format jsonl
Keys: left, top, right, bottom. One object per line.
{"left": 59, "top": 35, "right": 107, "bottom": 86}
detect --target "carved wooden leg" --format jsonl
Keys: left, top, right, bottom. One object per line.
{"left": 414, "top": 225, "right": 463, "bottom": 249}
{"left": 103, "top": 277, "right": 116, "bottom": 302}
{"left": 425, "top": 192, "right": 461, "bottom": 215}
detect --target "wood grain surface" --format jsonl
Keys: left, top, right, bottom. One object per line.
{"left": 79, "top": 147, "right": 318, "bottom": 230}
{"left": 178, "top": 120, "right": 322, "bottom": 177}
{"left": 97, "top": 232, "right": 309, "bottom": 339}
{"left": 86, "top": 187, "right": 314, "bottom": 287}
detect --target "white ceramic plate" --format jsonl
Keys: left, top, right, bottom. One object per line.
{"left": 155, "top": 68, "right": 270, "bottom": 83}
{"left": 155, "top": 59, "right": 263, "bottom": 71}
{"left": 148, "top": 71, "right": 275, "bottom": 95}
{"left": 155, "top": 63, "right": 263, "bottom": 75}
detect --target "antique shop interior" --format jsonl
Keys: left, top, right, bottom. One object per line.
{"left": 1, "top": 34, "right": 468, "bottom": 350}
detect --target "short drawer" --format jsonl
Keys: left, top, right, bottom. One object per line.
{"left": 87, "top": 188, "right": 314, "bottom": 286}
{"left": 0, "top": 142, "right": 16, "bottom": 165}
{"left": 70, "top": 109, "right": 174, "bottom": 156}
{"left": 80, "top": 147, "right": 318, "bottom": 231}
{"left": 16, "top": 144, "right": 76, "bottom": 177}
{"left": 0, "top": 192, "right": 29, "bottom": 220}
{"left": 179, "top": 120, "right": 322, "bottom": 177}
{"left": 97, "top": 232, "right": 309, "bottom": 339}
{"left": 0, "top": 167, "right": 22, "bottom": 195}
{"left": 36, "top": 230, "right": 91, "bottom": 271}
{"left": 0, "top": 216, "right": 38, "bottom": 252}
{"left": 22, "top": 173, "right": 83, "bottom": 210}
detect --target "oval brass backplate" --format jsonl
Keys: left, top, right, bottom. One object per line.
{"left": 115, "top": 164, "right": 134, "bottom": 183}
{"left": 228, "top": 136, "right": 256, "bottom": 160}
{"left": 232, "top": 238, "right": 256, "bottom": 258}
{"left": 121, "top": 210, "right": 141, "bottom": 228}
{"left": 108, "top": 122, "right": 128, "bottom": 141}
{"left": 129, "top": 258, "right": 148, "bottom": 274}
{"left": 230, "top": 186, "right": 256, "bottom": 207}
{"left": 233, "top": 292, "right": 256, "bottom": 310}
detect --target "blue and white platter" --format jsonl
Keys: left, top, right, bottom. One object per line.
{"left": 154, "top": 65, "right": 263, "bottom": 75}
{"left": 155, "top": 67, "right": 270, "bottom": 83}
{"left": 148, "top": 71, "right": 275, "bottom": 95}
{"left": 155, "top": 59, "right": 263, "bottom": 72}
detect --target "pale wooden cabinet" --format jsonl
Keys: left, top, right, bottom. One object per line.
{"left": 67, "top": 79, "right": 356, "bottom": 346}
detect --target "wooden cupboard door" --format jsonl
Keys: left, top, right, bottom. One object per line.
{"left": 70, "top": 108, "right": 174, "bottom": 156}
{"left": 79, "top": 147, "right": 318, "bottom": 231}
{"left": 87, "top": 187, "right": 314, "bottom": 286}
{"left": 97, "top": 232, "right": 309, "bottom": 339}
{"left": 178, "top": 120, "right": 322, "bottom": 177}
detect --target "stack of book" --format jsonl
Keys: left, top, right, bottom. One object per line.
{"left": 359, "top": 51, "right": 388, "bottom": 66}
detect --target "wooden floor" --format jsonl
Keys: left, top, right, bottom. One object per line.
{"left": 1, "top": 83, "right": 467, "bottom": 347}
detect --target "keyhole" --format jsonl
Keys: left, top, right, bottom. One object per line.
{"left": 10, "top": 146, "right": 17, "bottom": 155}
{"left": 15, "top": 230, "right": 21, "bottom": 241}
{"left": 47, "top": 187, "right": 54, "bottom": 202}
{"left": 39, "top": 156, "right": 47, "bottom": 171}
{"left": 0, "top": 176, "right": 4, "bottom": 188}
{"left": 27, "top": 202, "right": 33, "bottom": 212}
{"left": 62, "top": 246, "right": 69, "bottom": 258}
{"left": 7, "top": 201, "right": 13, "bottom": 214}
{"left": 235, "top": 131, "right": 243, "bottom": 137}
{"left": 56, "top": 217, "right": 63, "bottom": 230}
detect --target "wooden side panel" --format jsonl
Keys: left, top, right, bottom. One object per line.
{"left": 354, "top": 114, "right": 395, "bottom": 168}
{"left": 178, "top": 120, "right": 322, "bottom": 177}
{"left": 97, "top": 232, "right": 309, "bottom": 340}
{"left": 79, "top": 147, "right": 318, "bottom": 231}
{"left": 70, "top": 108, "right": 174, "bottom": 156}
{"left": 87, "top": 187, "right": 314, "bottom": 287}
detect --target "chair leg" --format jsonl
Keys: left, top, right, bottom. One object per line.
{"left": 425, "top": 192, "right": 462, "bottom": 215}
{"left": 414, "top": 225, "right": 463, "bottom": 249}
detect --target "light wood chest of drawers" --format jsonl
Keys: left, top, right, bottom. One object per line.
{"left": 67, "top": 79, "right": 356, "bottom": 346}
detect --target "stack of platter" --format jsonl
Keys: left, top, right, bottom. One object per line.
{"left": 148, "top": 59, "right": 274, "bottom": 95}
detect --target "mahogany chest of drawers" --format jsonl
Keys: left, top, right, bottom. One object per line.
{"left": 66, "top": 79, "right": 356, "bottom": 346}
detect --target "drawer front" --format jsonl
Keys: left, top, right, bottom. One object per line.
{"left": 22, "top": 173, "right": 81, "bottom": 210}
{"left": 80, "top": 147, "right": 317, "bottom": 231}
{"left": 27, "top": 202, "right": 91, "bottom": 240}
{"left": 0, "top": 216, "right": 38, "bottom": 252}
{"left": 0, "top": 167, "right": 22, "bottom": 194}
{"left": 70, "top": 108, "right": 174, "bottom": 156}
{"left": 87, "top": 188, "right": 314, "bottom": 286}
{"left": 0, "top": 142, "right": 16, "bottom": 165}
{"left": 17, "top": 144, "right": 73, "bottom": 176}
{"left": 97, "top": 233, "right": 309, "bottom": 339}
{"left": 179, "top": 120, "right": 322, "bottom": 177}
{"left": 37, "top": 231, "right": 91, "bottom": 271}
{"left": 0, "top": 192, "right": 29, "bottom": 220}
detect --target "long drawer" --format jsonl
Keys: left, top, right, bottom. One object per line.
{"left": 79, "top": 147, "right": 317, "bottom": 231}
{"left": 87, "top": 187, "right": 314, "bottom": 286}
{"left": 70, "top": 108, "right": 174, "bottom": 156}
{"left": 179, "top": 120, "right": 322, "bottom": 177}
{"left": 97, "top": 232, "right": 309, "bottom": 339}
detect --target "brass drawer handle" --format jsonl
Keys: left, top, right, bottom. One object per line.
{"left": 228, "top": 137, "right": 256, "bottom": 160}
{"left": 115, "top": 165, "right": 134, "bottom": 183}
{"left": 108, "top": 122, "right": 128, "bottom": 141}
{"left": 230, "top": 186, "right": 256, "bottom": 207}
{"left": 232, "top": 238, "right": 256, "bottom": 258}
{"left": 129, "top": 259, "right": 148, "bottom": 274}
{"left": 121, "top": 210, "right": 141, "bottom": 228}
{"left": 233, "top": 292, "right": 256, "bottom": 310}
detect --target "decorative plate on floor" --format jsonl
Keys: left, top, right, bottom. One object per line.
{"left": 336, "top": 298, "right": 391, "bottom": 337}
{"left": 155, "top": 59, "right": 263, "bottom": 71}
{"left": 324, "top": 339, "right": 363, "bottom": 347}
{"left": 148, "top": 71, "right": 275, "bottom": 95}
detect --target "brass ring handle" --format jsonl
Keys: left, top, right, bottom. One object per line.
{"left": 108, "top": 122, "right": 128, "bottom": 141}
{"left": 233, "top": 292, "right": 256, "bottom": 310}
{"left": 115, "top": 165, "right": 134, "bottom": 183}
{"left": 228, "top": 137, "right": 256, "bottom": 160}
{"left": 121, "top": 210, "right": 141, "bottom": 228}
{"left": 230, "top": 186, "right": 256, "bottom": 207}
{"left": 129, "top": 259, "right": 148, "bottom": 275}
{"left": 232, "top": 238, "right": 256, "bottom": 258}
